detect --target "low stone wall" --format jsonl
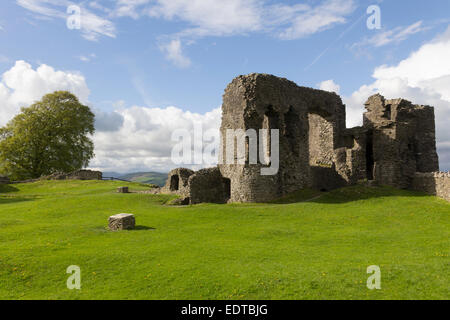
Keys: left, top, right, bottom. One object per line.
{"left": 411, "top": 172, "right": 450, "bottom": 201}
{"left": 310, "top": 164, "right": 347, "bottom": 191}
{"left": 66, "top": 170, "right": 102, "bottom": 180}
{"left": 161, "top": 167, "right": 231, "bottom": 204}
{"left": 189, "top": 167, "right": 230, "bottom": 204}
{"left": 160, "top": 168, "right": 195, "bottom": 198}
{"left": 11, "top": 170, "right": 103, "bottom": 184}
{"left": 0, "top": 176, "right": 10, "bottom": 184}
{"left": 44, "top": 170, "right": 102, "bottom": 181}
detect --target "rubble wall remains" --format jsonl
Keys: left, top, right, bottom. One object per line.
{"left": 412, "top": 172, "right": 450, "bottom": 201}
{"left": 162, "top": 73, "right": 443, "bottom": 203}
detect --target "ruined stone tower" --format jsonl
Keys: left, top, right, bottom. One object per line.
{"left": 162, "top": 73, "right": 448, "bottom": 203}
{"left": 363, "top": 94, "right": 439, "bottom": 188}
{"left": 218, "top": 73, "right": 354, "bottom": 202}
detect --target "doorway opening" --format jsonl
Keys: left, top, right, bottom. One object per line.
{"left": 223, "top": 178, "right": 231, "bottom": 201}
{"left": 366, "top": 130, "right": 374, "bottom": 180}
{"left": 170, "top": 175, "right": 179, "bottom": 191}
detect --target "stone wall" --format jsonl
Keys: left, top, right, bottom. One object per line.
{"left": 67, "top": 170, "right": 102, "bottom": 180}
{"left": 411, "top": 172, "right": 450, "bottom": 201}
{"left": 46, "top": 170, "right": 102, "bottom": 181}
{"left": 336, "top": 126, "right": 367, "bottom": 184}
{"left": 161, "top": 73, "right": 443, "bottom": 203}
{"left": 161, "top": 167, "right": 231, "bottom": 204}
{"left": 363, "top": 94, "right": 439, "bottom": 189}
{"left": 218, "top": 73, "right": 351, "bottom": 202}
{"left": 10, "top": 170, "right": 102, "bottom": 183}
{"left": 188, "top": 167, "right": 230, "bottom": 204}
{"left": 161, "top": 168, "right": 195, "bottom": 198}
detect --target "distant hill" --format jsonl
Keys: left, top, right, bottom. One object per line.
{"left": 103, "top": 171, "right": 168, "bottom": 187}
{"left": 102, "top": 172, "right": 123, "bottom": 179}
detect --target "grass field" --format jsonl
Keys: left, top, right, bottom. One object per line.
{"left": 0, "top": 180, "right": 448, "bottom": 300}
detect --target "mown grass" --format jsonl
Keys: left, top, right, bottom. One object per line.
{"left": 0, "top": 180, "right": 448, "bottom": 300}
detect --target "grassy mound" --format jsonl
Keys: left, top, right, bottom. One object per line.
{"left": 0, "top": 180, "right": 448, "bottom": 299}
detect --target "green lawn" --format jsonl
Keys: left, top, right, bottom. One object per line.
{"left": 0, "top": 180, "right": 448, "bottom": 300}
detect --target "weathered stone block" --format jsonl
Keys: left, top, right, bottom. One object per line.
{"left": 117, "top": 186, "right": 129, "bottom": 193}
{"left": 108, "top": 213, "right": 135, "bottom": 231}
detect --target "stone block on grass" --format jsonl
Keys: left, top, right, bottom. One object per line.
{"left": 108, "top": 213, "right": 135, "bottom": 231}
{"left": 117, "top": 186, "right": 129, "bottom": 193}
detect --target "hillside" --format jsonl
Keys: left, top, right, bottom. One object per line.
{"left": 0, "top": 180, "right": 448, "bottom": 299}
{"left": 103, "top": 171, "right": 168, "bottom": 186}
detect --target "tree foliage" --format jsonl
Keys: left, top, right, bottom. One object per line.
{"left": 0, "top": 91, "right": 95, "bottom": 180}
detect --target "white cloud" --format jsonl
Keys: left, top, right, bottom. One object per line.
{"left": 16, "top": 0, "right": 357, "bottom": 66}
{"left": 77, "top": 6, "right": 116, "bottom": 41}
{"left": 276, "top": 0, "right": 356, "bottom": 40}
{"left": 16, "top": 0, "right": 116, "bottom": 41}
{"left": 111, "top": 0, "right": 150, "bottom": 19}
{"left": 148, "top": 0, "right": 262, "bottom": 37}
{"left": 343, "top": 26, "right": 450, "bottom": 170}
{"left": 372, "top": 30, "right": 450, "bottom": 91}
{"left": 78, "top": 53, "right": 97, "bottom": 62}
{"left": 318, "top": 79, "right": 340, "bottom": 94}
{"left": 88, "top": 1, "right": 112, "bottom": 14}
{"left": 0, "top": 55, "right": 9, "bottom": 63}
{"left": 352, "top": 20, "right": 427, "bottom": 49}
{"left": 147, "top": 0, "right": 355, "bottom": 39}
{"left": 17, "top": 0, "right": 63, "bottom": 17}
{"left": 93, "top": 108, "right": 124, "bottom": 132}
{"left": 147, "top": 0, "right": 356, "bottom": 67}
{"left": 0, "top": 60, "right": 90, "bottom": 126}
{"left": 0, "top": 60, "right": 221, "bottom": 173}
{"left": 159, "top": 39, "right": 191, "bottom": 68}
{"left": 90, "top": 106, "right": 221, "bottom": 173}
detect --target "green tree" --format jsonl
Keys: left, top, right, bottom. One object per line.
{"left": 0, "top": 91, "right": 95, "bottom": 180}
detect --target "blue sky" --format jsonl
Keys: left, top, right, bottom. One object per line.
{"left": 1, "top": 0, "right": 450, "bottom": 172}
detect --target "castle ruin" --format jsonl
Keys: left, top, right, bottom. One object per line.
{"left": 162, "top": 73, "right": 449, "bottom": 202}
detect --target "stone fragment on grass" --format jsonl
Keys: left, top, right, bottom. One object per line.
{"left": 168, "top": 197, "right": 190, "bottom": 205}
{"left": 108, "top": 213, "right": 135, "bottom": 231}
{"left": 117, "top": 186, "right": 129, "bottom": 193}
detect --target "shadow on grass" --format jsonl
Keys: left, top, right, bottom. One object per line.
{"left": 0, "top": 196, "right": 34, "bottom": 205}
{"left": 133, "top": 226, "right": 156, "bottom": 231}
{"left": 269, "top": 188, "right": 323, "bottom": 204}
{"left": 96, "top": 225, "right": 156, "bottom": 233}
{"left": 311, "top": 185, "right": 431, "bottom": 204}
{"left": 0, "top": 184, "right": 19, "bottom": 193}
{"left": 268, "top": 185, "right": 432, "bottom": 204}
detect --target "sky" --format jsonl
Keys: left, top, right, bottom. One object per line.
{"left": 0, "top": 0, "right": 450, "bottom": 173}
